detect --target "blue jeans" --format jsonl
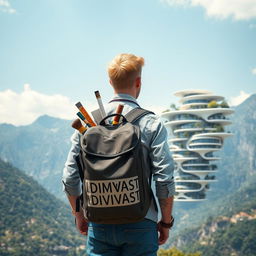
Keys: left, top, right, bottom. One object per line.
{"left": 86, "top": 219, "right": 158, "bottom": 256}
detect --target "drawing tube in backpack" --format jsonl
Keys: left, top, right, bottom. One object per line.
{"left": 94, "top": 90, "right": 107, "bottom": 119}
{"left": 112, "top": 104, "right": 124, "bottom": 125}
{"left": 71, "top": 119, "right": 87, "bottom": 134}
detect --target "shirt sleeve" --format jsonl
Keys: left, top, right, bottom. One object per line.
{"left": 62, "top": 131, "right": 82, "bottom": 196}
{"left": 148, "top": 115, "right": 176, "bottom": 199}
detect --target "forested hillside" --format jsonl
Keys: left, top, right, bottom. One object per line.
{"left": 0, "top": 159, "right": 86, "bottom": 256}
{"left": 171, "top": 179, "right": 256, "bottom": 255}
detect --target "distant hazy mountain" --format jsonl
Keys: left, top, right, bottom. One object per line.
{"left": 0, "top": 115, "right": 74, "bottom": 200}
{"left": 213, "top": 93, "right": 256, "bottom": 195}
{"left": 0, "top": 158, "right": 86, "bottom": 256}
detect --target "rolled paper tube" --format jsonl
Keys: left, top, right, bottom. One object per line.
{"left": 71, "top": 119, "right": 87, "bottom": 134}
{"left": 76, "top": 112, "right": 92, "bottom": 127}
{"left": 75, "top": 102, "right": 96, "bottom": 127}
{"left": 94, "top": 90, "right": 107, "bottom": 119}
{"left": 112, "top": 104, "right": 124, "bottom": 125}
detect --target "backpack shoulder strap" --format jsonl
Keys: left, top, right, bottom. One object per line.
{"left": 125, "top": 107, "right": 158, "bottom": 211}
{"left": 125, "top": 108, "right": 154, "bottom": 124}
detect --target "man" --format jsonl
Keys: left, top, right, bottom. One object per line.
{"left": 62, "top": 53, "right": 175, "bottom": 255}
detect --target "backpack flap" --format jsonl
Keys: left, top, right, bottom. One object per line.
{"left": 81, "top": 122, "right": 140, "bottom": 157}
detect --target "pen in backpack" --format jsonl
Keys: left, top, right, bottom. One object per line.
{"left": 94, "top": 90, "right": 107, "bottom": 119}
{"left": 112, "top": 104, "right": 124, "bottom": 125}
{"left": 71, "top": 118, "right": 87, "bottom": 134}
{"left": 75, "top": 102, "right": 96, "bottom": 127}
{"left": 76, "top": 112, "right": 92, "bottom": 128}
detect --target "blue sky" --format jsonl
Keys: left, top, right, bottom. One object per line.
{"left": 0, "top": 0, "right": 256, "bottom": 125}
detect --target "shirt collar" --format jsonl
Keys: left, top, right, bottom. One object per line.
{"left": 112, "top": 93, "right": 138, "bottom": 103}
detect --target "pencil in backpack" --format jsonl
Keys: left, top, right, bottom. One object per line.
{"left": 76, "top": 112, "right": 92, "bottom": 127}
{"left": 75, "top": 102, "right": 96, "bottom": 127}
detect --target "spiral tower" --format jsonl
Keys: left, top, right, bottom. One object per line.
{"left": 161, "top": 90, "right": 233, "bottom": 201}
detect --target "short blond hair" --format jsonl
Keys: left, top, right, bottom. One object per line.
{"left": 108, "top": 53, "right": 144, "bottom": 90}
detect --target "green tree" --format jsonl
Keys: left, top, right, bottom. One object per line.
{"left": 195, "top": 122, "right": 203, "bottom": 128}
{"left": 207, "top": 100, "right": 218, "bottom": 108}
{"left": 213, "top": 124, "right": 224, "bottom": 132}
{"left": 170, "top": 103, "right": 178, "bottom": 110}
{"left": 183, "top": 132, "right": 190, "bottom": 138}
{"left": 220, "top": 100, "right": 229, "bottom": 108}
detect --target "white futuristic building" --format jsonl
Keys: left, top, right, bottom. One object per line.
{"left": 161, "top": 90, "right": 234, "bottom": 201}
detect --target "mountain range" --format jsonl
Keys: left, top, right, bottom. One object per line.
{"left": 0, "top": 115, "right": 73, "bottom": 200}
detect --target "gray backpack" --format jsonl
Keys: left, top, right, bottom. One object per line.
{"left": 76, "top": 108, "right": 155, "bottom": 224}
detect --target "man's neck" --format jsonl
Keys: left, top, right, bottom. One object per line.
{"left": 114, "top": 90, "right": 137, "bottom": 99}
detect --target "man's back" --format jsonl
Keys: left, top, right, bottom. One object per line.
{"left": 62, "top": 53, "right": 175, "bottom": 256}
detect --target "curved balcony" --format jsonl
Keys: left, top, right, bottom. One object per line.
{"left": 189, "top": 143, "right": 222, "bottom": 148}
{"left": 162, "top": 108, "right": 234, "bottom": 123}
{"left": 193, "top": 132, "right": 233, "bottom": 139}
{"left": 182, "top": 99, "right": 212, "bottom": 105}
{"left": 202, "top": 152, "right": 220, "bottom": 160}
{"left": 188, "top": 144, "right": 222, "bottom": 151}
{"left": 172, "top": 156, "right": 198, "bottom": 164}
{"left": 182, "top": 163, "right": 217, "bottom": 170}
{"left": 182, "top": 159, "right": 209, "bottom": 164}
{"left": 174, "top": 89, "right": 212, "bottom": 98}
{"left": 175, "top": 180, "right": 214, "bottom": 193}
{"left": 172, "top": 140, "right": 187, "bottom": 147}
{"left": 179, "top": 94, "right": 224, "bottom": 105}
{"left": 180, "top": 103, "right": 208, "bottom": 110}
{"left": 189, "top": 137, "right": 221, "bottom": 144}
{"left": 173, "top": 127, "right": 211, "bottom": 134}
{"left": 179, "top": 166, "right": 217, "bottom": 175}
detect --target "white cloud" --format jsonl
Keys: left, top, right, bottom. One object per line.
{"left": 0, "top": 0, "right": 16, "bottom": 14}
{"left": 161, "top": 0, "right": 256, "bottom": 20}
{"left": 252, "top": 67, "right": 256, "bottom": 75}
{"left": 229, "top": 91, "right": 252, "bottom": 106}
{"left": 0, "top": 84, "right": 97, "bottom": 126}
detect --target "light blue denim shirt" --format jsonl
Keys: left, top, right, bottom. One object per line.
{"left": 62, "top": 94, "right": 175, "bottom": 222}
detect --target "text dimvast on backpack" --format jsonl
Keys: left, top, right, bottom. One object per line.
{"left": 85, "top": 176, "right": 140, "bottom": 208}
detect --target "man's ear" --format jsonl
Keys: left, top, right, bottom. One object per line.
{"left": 109, "top": 79, "right": 113, "bottom": 85}
{"left": 135, "top": 77, "right": 141, "bottom": 88}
